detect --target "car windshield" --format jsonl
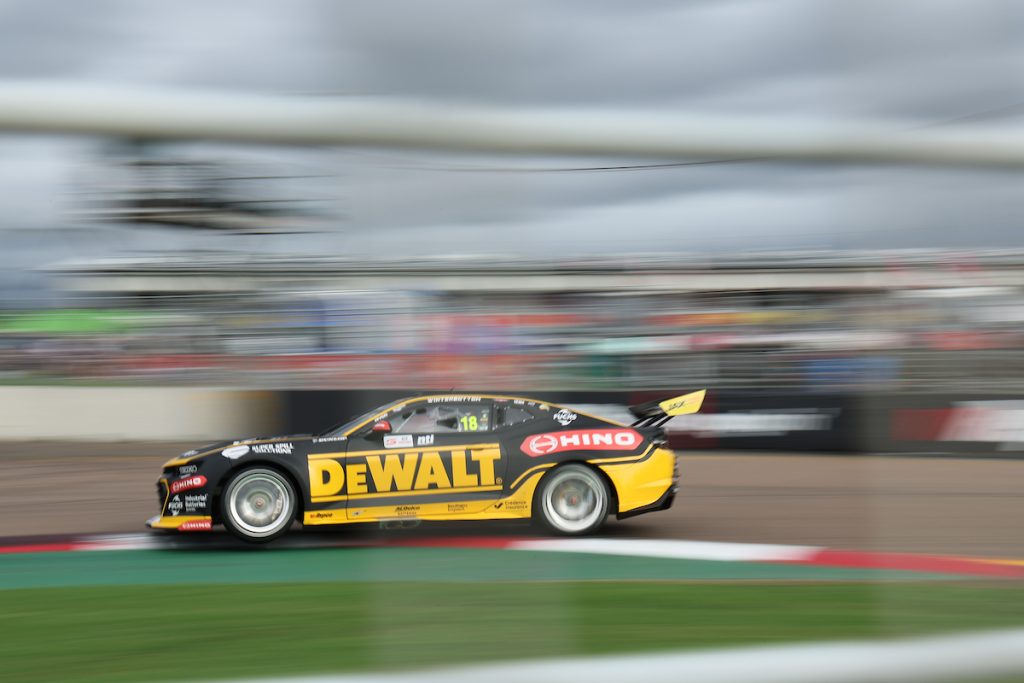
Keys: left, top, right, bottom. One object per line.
{"left": 317, "top": 403, "right": 398, "bottom": 438}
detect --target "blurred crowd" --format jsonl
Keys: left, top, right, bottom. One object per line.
{"left": 2, "top": 271, "right": 1022, "bottom": 393}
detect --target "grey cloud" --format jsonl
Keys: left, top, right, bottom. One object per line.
{"left": 0, "top": 0, "right": 1023, "bottom": 268}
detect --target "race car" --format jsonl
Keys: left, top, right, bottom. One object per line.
{"left": 148, "top": 390, "right": 705, "bottom": 543}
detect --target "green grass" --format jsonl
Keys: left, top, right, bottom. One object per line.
{"left": 2, "top": 582, "right": 1024, "bottom": 683}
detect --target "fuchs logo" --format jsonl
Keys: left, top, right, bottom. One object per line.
{"left": 521, "top": 429, "right": 642, "bottom": 457}
{"left": 167, "top": 495, "right": 183, "bottom": 516}
{"left": 179, "top": 520, "right": 212, "bottom": 531}
{"left": 170, "top": 475, "right": 207, "bottom": 494}
{"left": 553, "top": 409, "right": 577, "bottom": 426}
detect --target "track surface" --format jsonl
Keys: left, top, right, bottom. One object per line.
{"left": 1, "top": 442, "right": 1021, "bottom": 557}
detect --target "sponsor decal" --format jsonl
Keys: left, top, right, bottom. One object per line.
{"left": 314, "top": 436, "right": 346, "bottom": 443}
{"left": 521, "top": 429, "right": 642, "bottom": 457}
{"left": 553, "top": 409, "right": 577, "bottom": 426}
{"left": 384, "top": 434, "right": 414, "bottom": 449}
{"left": 251, "top": 442, "right": 293, "bottom": 455}
{"left": 181, "top": 449, "right": 199, "bottom": 458}
{"left": 659, "top": 390, "right": 705, "bottom": 416}
{"left": 170, "top": 475, "right": 207, "bottom": 494}
{"left": 662, "top": 397, "right": 691, "bottom": 412}
{"left": 427, "top": 396, "right": 482, "bottom": 403}
{"left": 394, "top": 505, "right": 420, "bottom": 517}
{"left": 222, "top": 445, "right": 249, "bottom": 459}
{"left": 178, "top": 464, "right": 199, "bottom": 476}
{"left": 167, "top": 495, "right": 183, "bottom": 516}
{"left": 447, "top": 502, "right": 467, "bottom": 512}
{"left": 184, "top": 493, "right": 208, "bottom": 513}
{"left": 494, "top": 500, "right": 527, "bottom": 511}
{"left": 307, "top": 446, "right": 502, "bottom": 501}
{"left": 309, "top": 510, "right": 339, "bottom": 521}
{"left": 179, "top": 519, "right": 212, "bottom": 532}
{"left": 416, "top": 434, "right": 434, "bottom": 446}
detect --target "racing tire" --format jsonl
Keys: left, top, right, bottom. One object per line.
{"left": 534, "top": 464, "right": 610, "bottom": 536}
{"left": 220, "top": 467, "right": 297, "bottom": 543}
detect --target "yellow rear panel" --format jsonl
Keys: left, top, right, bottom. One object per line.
{"left": 599, "top": 447, "right": 676, "bottom": 513}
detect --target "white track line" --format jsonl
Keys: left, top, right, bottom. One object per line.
{"left": 75, "top": 533, "right": 160, "bottom": 551}
{"left": 511, "top": 538, "right": 819, "bottom": 563}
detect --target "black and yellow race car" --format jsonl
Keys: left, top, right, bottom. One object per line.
{"left": 148, "top": 391, "right": 705, "bottom": 543}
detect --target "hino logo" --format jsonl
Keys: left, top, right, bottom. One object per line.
{"left": 170, "top": 475, "right": 207, "bottom": 494}
{"left": 521, "top": 429, "right": 642, "bottom": 457}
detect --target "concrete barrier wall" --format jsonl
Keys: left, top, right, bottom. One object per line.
{"left": 0, "top": 387, "right": 281, "bottom": 441}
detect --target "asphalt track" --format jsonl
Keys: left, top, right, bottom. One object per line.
{"left": 0, "top": 441, "right": 1021, "bottom": 558}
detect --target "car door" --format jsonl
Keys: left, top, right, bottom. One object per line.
{"left": 342, "top": 398, "right": 508, "bottom": 520}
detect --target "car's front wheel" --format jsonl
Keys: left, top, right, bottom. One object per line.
{"left": 535, "top": 464, "right": 610, "bottom": 535}
{"left": 220, "top": 467, "right": 296, "bottom": 543}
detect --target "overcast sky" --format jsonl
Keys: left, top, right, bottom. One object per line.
{"left": 1, "top": 0, "right": 1023, "bottom": 275}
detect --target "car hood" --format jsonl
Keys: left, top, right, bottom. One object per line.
{"left": 165, "top": 435, "right": 312, "bottom": 466}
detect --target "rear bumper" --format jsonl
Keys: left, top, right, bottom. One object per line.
{"left": 615, "top": 485, "right": 676, "bottom": 520}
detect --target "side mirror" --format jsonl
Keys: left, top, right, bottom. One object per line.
{"left": 370, "top": 420, "right": 392, "bottom": 434}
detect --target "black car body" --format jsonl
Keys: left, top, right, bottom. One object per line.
{"left": 148, "top": 391, "right": 703, "bottom": 542}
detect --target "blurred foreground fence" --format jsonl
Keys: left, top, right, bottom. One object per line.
{"left": 212, "top": 628, "right": 1024, "bottom": 683}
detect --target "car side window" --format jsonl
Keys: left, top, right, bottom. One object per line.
{"left": 496, "top": 404, "right": 535, "bottom": 428}
{"left": 390, "top": 403, "right": 492, "bottom": 434}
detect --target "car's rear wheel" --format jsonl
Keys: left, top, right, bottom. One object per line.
{"left": 535, "top": 464, "right": 609, "bottom": 535}
{"left": 220, "top": 467, "right": 296, "bottom": 543}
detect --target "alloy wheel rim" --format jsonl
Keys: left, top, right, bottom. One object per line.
{"left": 229, "top": 473, "right": 290, "bottom": 536}
{"left": 542, "top": 469, "right": 605, "bottom": 533}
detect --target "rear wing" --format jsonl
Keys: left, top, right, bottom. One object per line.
{"left": 629, "top": 390, "right": 706, "bottom": 428}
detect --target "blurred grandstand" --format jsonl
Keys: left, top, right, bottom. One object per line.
{"left": 0, "top": 249, "right": 1019, "bottom": 392}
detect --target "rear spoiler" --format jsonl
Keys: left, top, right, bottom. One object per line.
{"left": 629, "top": 390, "right": 706, "bottom": 428}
